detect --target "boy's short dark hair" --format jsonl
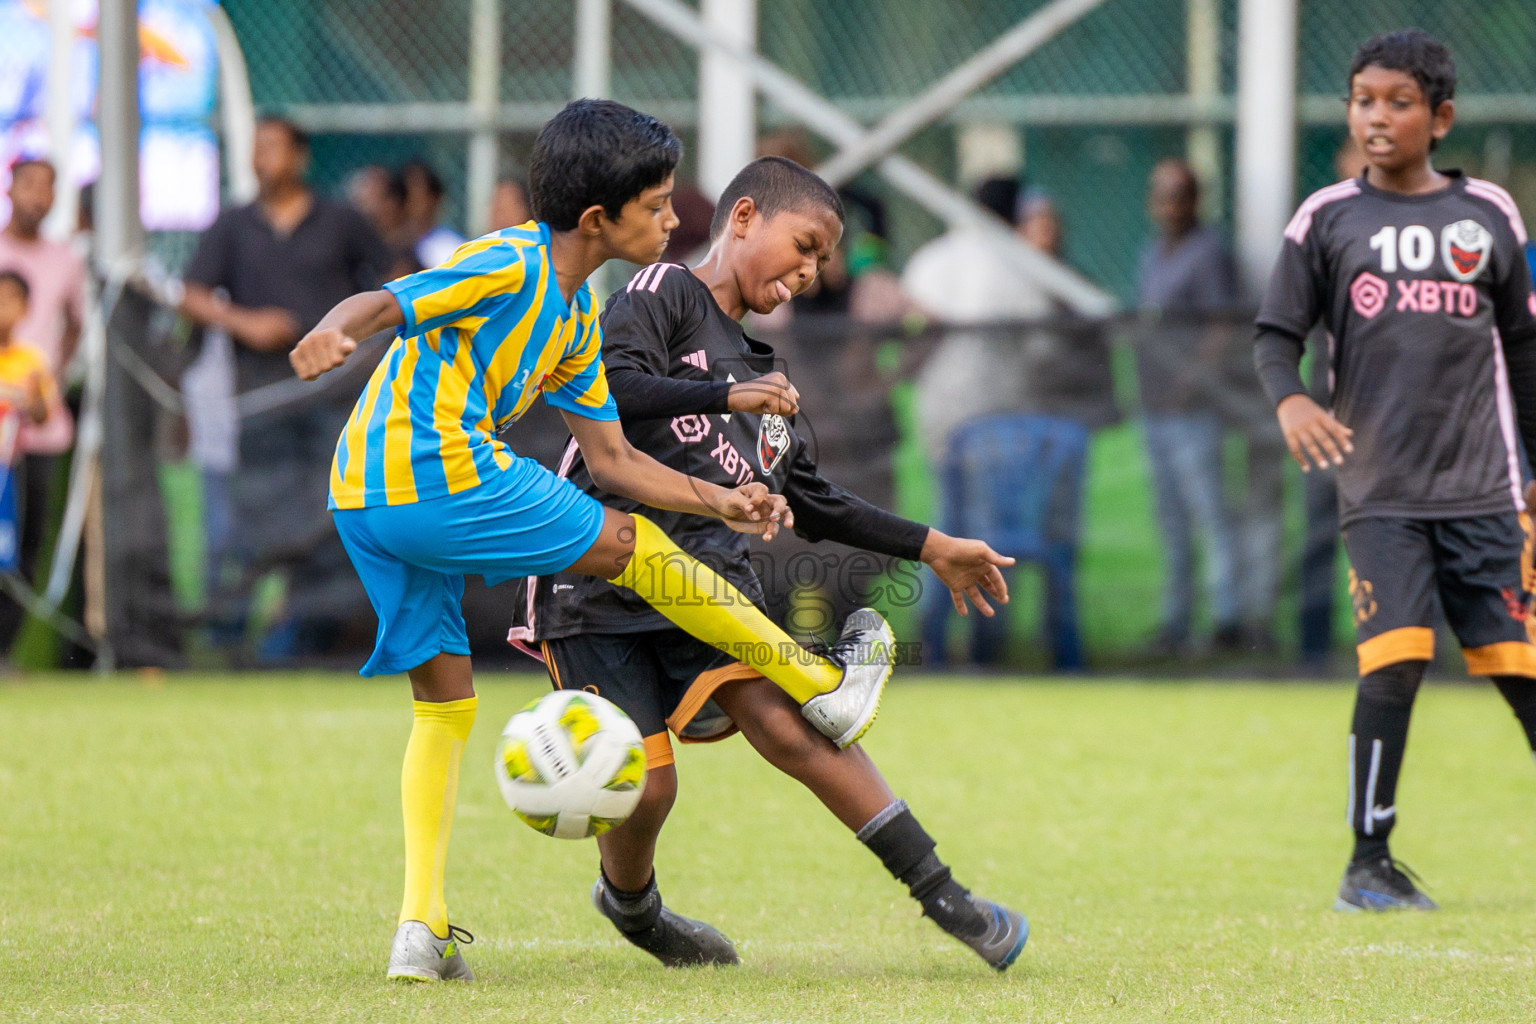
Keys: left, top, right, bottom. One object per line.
{"left": 10, "top": 157, "right": 54, "bottom": 184}
{"left": 398, "top": 158, "right": 445, "bottom": 199}
{"left": 1349, "top": 29, "right": 1457, "bottom": 112}
{"left": 708, "top": 156, "right": 845, "bottom": 240}
{"left": 0, "top": 269, "right": 30, "bottom": 302}
{"left": 529, "top": 99, "right": 682, "bottom": 231}
{"left": 975, "top": 176, "right": 1021, "bottom": 224}
{"left": 256, "top": 115, "right": 311, "bottom": 154}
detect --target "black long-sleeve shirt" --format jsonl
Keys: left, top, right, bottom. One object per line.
{"left": 1253, "top": 171, "right": 1536, "bottom": 526}
{"left": 510, "top": 264, "right": 928, "bottom": 640}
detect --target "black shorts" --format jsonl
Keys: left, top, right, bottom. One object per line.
{"left": 1342, "top": 513, "right": 1536, "bottom": 677}
{"left": 540, "top": 630, "right": 762, "bottom": 769}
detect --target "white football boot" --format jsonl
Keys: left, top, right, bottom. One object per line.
{"left": 386, "top": 921, "right": 475, "bottom": 982}
{"left": 801, "top": 607, "right": 896, "bottom": 748}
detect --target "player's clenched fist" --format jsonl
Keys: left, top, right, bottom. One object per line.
{"left": 290, "top": 326, "right": 357, "bottom": 381}
{"left": 728, "top": 371, "right": 800, "bottom": 416}
{"left": 1276, "top": 392, "right": 1354, "bottom": 472}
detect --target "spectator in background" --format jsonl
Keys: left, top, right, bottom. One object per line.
{"left": 0, "top": 157, "right": 83, "bottom": 657}
{"left": 180, "top": 115, "right": 392, "bottom": 662}
{"left": 0, "top": 269, "right": 58, "bottom": 660}
{"left": 904, "top": 176, "right": 1052, "bottom": 667}
{"left": 487, "top": 177, "right": 531, "bottom": 231}
{"left": 346, "top": 163, "right": 416, "bottom": 277}
{"left": 1135, "top": 158, "right": 1242, "bottom": 656}
{"left": 397, "top": 158, "right": 464, "bottom": 268}
{"left": 905, "top": 177, "right": 1047, "bottom": 470}
{"left": 1012, "top": 189, "right": 1119, "bottom": 430}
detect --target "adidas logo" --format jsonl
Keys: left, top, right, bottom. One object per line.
{"left": 680, "top": 350, "right": 708, "bottom": 371}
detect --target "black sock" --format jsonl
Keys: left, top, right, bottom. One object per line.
{"left": 599, "top": 866, "right": 661, "bottom": 932}
{"left": 1492, "top": 675, "right": 1536, "bottom": 753}
{"left": 858, "top": 800, "right": 987, "bottom": 939}
{"left": 1348, "top": 660, "right": 1425, "bottom": 863}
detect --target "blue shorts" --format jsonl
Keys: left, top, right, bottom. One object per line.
{"left": 333, "top": 454, "right": 606, "bottom": 676}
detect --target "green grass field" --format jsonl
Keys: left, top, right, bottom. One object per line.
{"left": 5, "top": 674, "right": 1536, "bottom": 1023}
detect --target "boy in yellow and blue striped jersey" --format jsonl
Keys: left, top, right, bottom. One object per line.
{"left": 289, "top": 100, "right": 895, "bottom": 982}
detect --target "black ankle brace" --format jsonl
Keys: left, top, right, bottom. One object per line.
{"left": 858, "top": 802, "right": 987, "bottom": 938}
{"left": 599, "top": 867, "right": 662, "bottom": 932}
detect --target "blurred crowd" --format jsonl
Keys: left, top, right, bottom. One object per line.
{"left": 0, "top": 117, "right": 1346, "bottom": 674}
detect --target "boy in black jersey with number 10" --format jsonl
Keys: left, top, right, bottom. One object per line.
{"left": 509, "top": 157, "right": 1028, "bottom": 969}
{"left": 1255, "top": 29, "right": 1536, "bottom": 911}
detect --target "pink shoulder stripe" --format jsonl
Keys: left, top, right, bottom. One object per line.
{"left": 627, "top": 264, "right": 658, "bottom": 293}
{"left": 1283, "top": 180, "right": 1360, "bottom": 244}
{"left": 1467, "top": 178, "right": 1528, "bottom": 246}
{"left": 646, "top": 262, "right": 677, "bottom": 292}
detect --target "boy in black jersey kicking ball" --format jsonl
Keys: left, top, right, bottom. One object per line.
{"left": 509, "top": 156, "right": 1028, "bottom": 968}
{"left": 1255, "top": 29, "right": 1536, "bottom": 910}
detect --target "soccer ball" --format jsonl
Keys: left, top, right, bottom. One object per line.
{"left": 494, "top": 690, "right": 647, "bottom": 840}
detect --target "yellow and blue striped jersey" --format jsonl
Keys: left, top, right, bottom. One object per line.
{"left": 329, "top": 221, "right": 617, "bottom": 510}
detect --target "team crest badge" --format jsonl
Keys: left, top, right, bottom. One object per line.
{"left": 1441, "top": 219, "right": 1492, "bottom": 282}
{"left": 757, "top": 414, "right": 791, "bottom": 474}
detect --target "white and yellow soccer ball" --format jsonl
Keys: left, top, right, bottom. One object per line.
{"left": 494, "top": 690, "right": 647, "bottom": 840}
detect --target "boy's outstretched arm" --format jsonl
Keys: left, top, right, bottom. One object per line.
{"left": 290, "top": 289, "right": 404, "bottom": 380}
{"left": 608, "top": 366, "right": 800, "bottom": 418}
{"left": 560, "top": 410, "right": 791, "bottom": 538}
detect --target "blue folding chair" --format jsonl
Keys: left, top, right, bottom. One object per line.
{"left": 920, "top": 413, "right": 1090, "bottom": 671}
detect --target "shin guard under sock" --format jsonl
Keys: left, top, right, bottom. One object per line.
{"left": 399, "top": 696, "right": 477, "bottom": 936}
{"left": 598, "top": 867, "right": 663, "bottom": 933}
{"left": 612, "top": 513, "right": 841, "bottom": 701}
{"left": 1492, "top": 675, "right": 1536, "bottom": 755}
{"left": 1349, "top": 661, "right": 1424, "bottom": 863}
{"left": 858, "top": 800, "right": 986, "bottom": 939}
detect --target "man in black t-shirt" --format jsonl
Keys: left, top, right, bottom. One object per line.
{"left": 181, "top": 117, "right": 391, "bottom": 661}
{"left": 509, "top": 158, "right": 1029, "bottom": 971}
{"left": 1254, "top": 30, "right": 1536, "bottom": 911}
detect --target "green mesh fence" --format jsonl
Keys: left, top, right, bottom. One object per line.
{"left": 165, "top": 0, "right": 1536, "bottom": 669}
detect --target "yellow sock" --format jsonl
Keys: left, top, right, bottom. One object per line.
{"left": 399, "top": 696, "right": 477, "bottom": 937}
{"left": 612, "top": 514, "right": 841, "bottom": 702}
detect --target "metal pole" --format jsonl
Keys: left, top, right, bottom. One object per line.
{"left": 95, "top": 0, "right": 142, "bottom": 269}
{"left": 1185, "top": 0, "right": 1222, "bottom": 221}
{"left": 42, "top": 0, "right": 77, "bottom": 240}
{"left": 210, "top": 5, "right": 258, "bottom": 204}
{"left": 619, "top": 0, "right": 1118, "bottom": 315}
{"left": 574, "top": 0, "right": 612, "bottom": 297}
{"left": 698, "top": 0, "right": 756, "bottom": 198}
{"left": 465, "top": 0, "right": 501, "bottom": 239}
{"left": 574, "top": 0, "right": 612, "bottom": 98}
{"left": 1235, "top": 0, "right": 1296, "bottom": 293}
{"left": 815, "top": 0, "right": 1108, "bottom": 187}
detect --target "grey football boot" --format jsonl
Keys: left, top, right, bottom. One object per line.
{"left": 945, "top": 894, "right": 1030, "bottom": 971}
{"left": 386, "top": 921, "right": 476, "bottom": 982}
{"left": 1335, "top": 857, "right": 1439, "bottom": 912}
{"left": 801, "top": 608, "right": 896, "bottom": 749}
{"left": 592, "top": 875, "right": 740, "bottom": 967}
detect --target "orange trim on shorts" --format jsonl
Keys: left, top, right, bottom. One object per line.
{"left": 541, "top": 642, "right": 564, "bottom": 689}
{"left": 643, "top": 732, "right": 675, "bottom": 770}
{"left": 665, "top": 662, "right": 762, "bottom": 744}
{"left": 1357, "top": 626, "right": 1435, "bottom": 676}
{"left": 1463, "top": 641, "right": 1536, "bottom": 678}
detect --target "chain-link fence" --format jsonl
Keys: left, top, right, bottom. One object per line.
{"left": 217, "top": 0, "right": 1536, "bottom": 301}
{"left": 19, "top": 0, "right": 1536, "bottom": 673}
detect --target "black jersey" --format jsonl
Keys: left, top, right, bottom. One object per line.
{"left": 1254, "top": 171, "right": 1536, "bottom": 527}
{"left": 508, "top": 263, "right": 928, "bottom": 641}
